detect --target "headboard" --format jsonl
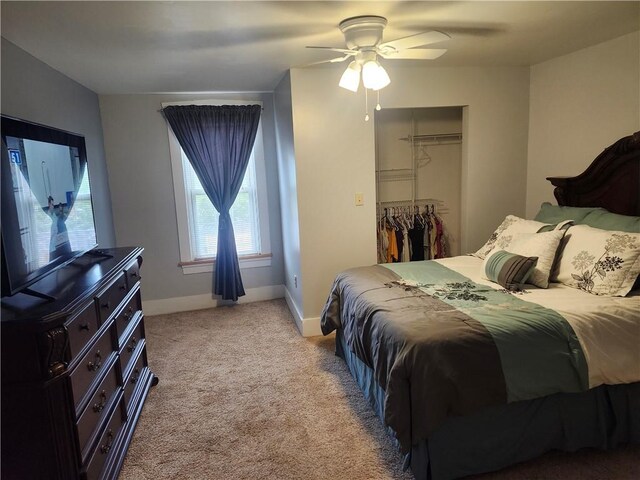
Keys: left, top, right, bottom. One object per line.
{"left": 546, "top": 131, "right": 640, "bottom": 216}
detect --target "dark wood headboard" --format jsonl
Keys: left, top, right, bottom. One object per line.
{"left": 546, "top": 131, "right": 640, "bottom": 216}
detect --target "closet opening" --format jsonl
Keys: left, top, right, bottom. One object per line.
{"left": 374, "top": 106, "right": 463, "bottom": 263}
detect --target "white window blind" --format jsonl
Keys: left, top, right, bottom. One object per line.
{"left": 181, "top": 149, "right": 261, "bottom": 259}
{"left": 65, "top": 172, "right": 97, "bottom": 251}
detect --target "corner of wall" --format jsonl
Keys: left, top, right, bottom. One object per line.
{"left": 283, "top": 286, "right": 322, "bottom": 337}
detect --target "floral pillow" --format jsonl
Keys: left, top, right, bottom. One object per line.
{"left": 473, "top": 215, "right": 551, "bottom": 259}
{"left": 555, "top": 225, "right": 640, "bottom": 296}
{"left": 490, "top": 230, "right": 566, "bottom": 289}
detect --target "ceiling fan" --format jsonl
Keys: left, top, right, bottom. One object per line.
{"left": 307, "top": 15, "right": 450, "bottom": 92}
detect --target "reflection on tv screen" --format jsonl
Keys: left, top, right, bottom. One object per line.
{"left": 5, "top": 136, "right": 97, "bottom": 275}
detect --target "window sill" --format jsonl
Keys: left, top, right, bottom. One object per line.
{"left": 178, "top": 253, "right": 272, "bottom": 274}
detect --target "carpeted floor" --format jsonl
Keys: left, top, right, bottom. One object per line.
{"left": 120, "top": 299, "right": 639, "bottom": 479}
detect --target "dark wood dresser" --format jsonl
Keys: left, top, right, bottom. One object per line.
{"left": 1, "top": 247, "right": 157, "bottom": 480}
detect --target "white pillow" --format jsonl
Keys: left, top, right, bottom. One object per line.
{"left": 474, "top": 215, "right": 551, "bottom": 259}
{"left": 491, "top": 230, "right": 565, "bottom": 288}
{"left": 555, "top": 225, "right": 640, "bottom": 296}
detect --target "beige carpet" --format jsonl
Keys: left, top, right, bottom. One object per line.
{"left": 120, "top": 299, "right": 639, "bottom": 479}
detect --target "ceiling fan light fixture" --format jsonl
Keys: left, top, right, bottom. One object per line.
{"left": 362, "top": 60, "right": 390, "bottom": 91}
{"left": 339, "top": 61, "right": 361, "bottom": 92}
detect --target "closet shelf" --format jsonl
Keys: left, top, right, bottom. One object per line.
{"left": 399, "top": 133, "right": 462, "bottom": 145}
{"left": 377, "top": 168, "right": 414, "bottom": 182}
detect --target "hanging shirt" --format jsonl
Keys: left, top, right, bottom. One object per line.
{"left": 395, "top": 228, "right": 404, "bottom": 263}
{"left": 429, "top": 214, "right": 438, "bottom": 258}
{"left": 424, "top": 214, "right": 433, "bottom": 260}
{"left": 402, "top": 228, "right": 410, "bottom": 262}
{"left": 409, "top": 223, "right": 425, "bottom": 261}
{"left": 377, "top": 225, "right": 388, "bottom": 264}
{"left": 433, "top": 213, "right": 446, "bottom": 259}
{"left": 386, "top": 227, "right": 399, "bottom": 263}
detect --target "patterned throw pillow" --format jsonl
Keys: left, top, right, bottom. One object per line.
{"left": 473, "top": 215, "right": 552, "bottom": 259}
{"left": 555, "top": 225, "right": 640, "bottom": 296}
{"left": 499, "top": 230, "right": 566, "bottom": 288}
{"left": 482, "top": 250, "right": 538, "bottom": 291}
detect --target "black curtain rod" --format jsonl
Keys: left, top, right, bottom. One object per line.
{"left": 157, "top": 105, "right": 264, "bottom": 113}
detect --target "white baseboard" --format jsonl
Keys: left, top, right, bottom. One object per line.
{"left": 142, "top": 284, "right": 285, "bottom": 316}
{"left": 283, "top": 287, "right": 323, "bottom": 337}
{"left": 283, "top": 286, "right": 304, "bottom": 333}
{"left": 301, "top": 316, "right": 323, "bottom": 337}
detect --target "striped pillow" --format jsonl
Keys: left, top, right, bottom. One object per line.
{"left": 483, "top": 250, "right": 538, "bottom": 291}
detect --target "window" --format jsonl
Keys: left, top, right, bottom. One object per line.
{"left": 166, "top": 100, "right": 271, "bottom": 274}
{"left": 66, "top": 172, "right": 96, "bottom": 251}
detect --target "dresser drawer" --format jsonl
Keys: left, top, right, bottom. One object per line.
{"left": 66, "top": 302, "right": 100, "bottom": 363}
{"left": 114, "top": 291, "right": 142, "bottom": 344}
{"left": 125, "top": 260, "right": 141, "bottom": 291}
{"left": 76, "top": 359, "right": 120, "bottom": 462}
{"left": 70, "top": 326, "right": 115, "bottom": 414}
{"left": 119, "top": 318, "right": 145, "bottom": 375}
{"left": 95, "top": 273, "right": 128, "bottom": 325}
{"left": 83, "top": 400, "right": 125, "bottom": 480}
{"left": 123, "top": 348, "right": 147, "bottom": 415}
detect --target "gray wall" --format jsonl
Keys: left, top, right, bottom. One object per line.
{"left": 98, "top": 93, "right": 284, "bottom": 301}
{"left": 1, "top": 38, "right": 116, "bottom": 247}
{"left": 273, "top": 73, "right": 303, "bottom": 317}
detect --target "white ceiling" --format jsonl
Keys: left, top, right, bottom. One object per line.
{"left": 2, "top": 1, "right": 638, "bottom": 94}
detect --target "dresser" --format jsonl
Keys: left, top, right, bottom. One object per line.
{"left": 1, "top": 247, "right": 156, "bottom": 480}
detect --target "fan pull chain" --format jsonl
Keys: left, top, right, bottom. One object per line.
{"left": 376, "top": 90, "right": 382, "bottom": 111}
{"left": 364, "top": 89, "right": 370, "bottom": 122}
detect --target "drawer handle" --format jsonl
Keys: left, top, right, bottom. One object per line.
{"left": 127, "top": 337, "right": 138, "bottom": 353}
{"left": 87, "top": 350, "right": 102, "bottom": 372}
{"left": 130, "top": 368, "right": 140, "bottom": 384}
{"left": 119, "top": 283, "right": 127, "bottom": 291}
{"left": 123, "top": 306, "right": 134, "bottom": 321}
{"left": 101, "top": 301, "right": 111, "bottom": 310}
{"left": 100, "top": 429, "right": 114, "bottom": 454}
{"left": 130, "top": 271, "right": 140, "bottom": 279}
{"left": 79, "top": 323, "right": 91, "bottom": 331}
{"left": 93, "top": 390, "right": 107, "bottom": 413}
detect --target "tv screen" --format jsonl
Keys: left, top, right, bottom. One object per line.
{"left": 1, "top": 116, "right": 98, "bottom": 297}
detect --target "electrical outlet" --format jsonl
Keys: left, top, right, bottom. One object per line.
{"left": 355, "top": 192, "right": 364, "bottom": 206}
{"left": 294, "top": 275, "right": 298, "bottom": 288}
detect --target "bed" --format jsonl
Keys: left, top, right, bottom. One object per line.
{"left": 320, "top": 131, "right": 640, "bottom": 480}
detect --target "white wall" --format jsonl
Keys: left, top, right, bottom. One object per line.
{"left": 526, "top": 31, "right": 640, "bottom": 217}
{"left": 99, "top": 93, "right": 285, "bottom": 302}
{"left": 1, "top": 38, "right": 116, "bottom": 247}
{"left": 290, "top": 68, "right": 378, "bottom": 327}
{"left": 288, "top": 65, "right": 530, "bottom": 322}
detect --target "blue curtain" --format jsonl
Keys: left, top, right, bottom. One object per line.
{"left": 163, "top": 105, "right": 261, "bottom": 301}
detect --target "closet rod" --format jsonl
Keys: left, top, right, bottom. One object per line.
{"left": 377, "top": 200, "right": 449, "bottom": 215}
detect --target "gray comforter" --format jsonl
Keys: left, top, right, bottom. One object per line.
{"left": 320, "top": 261, "right": 588, "bottom": 454}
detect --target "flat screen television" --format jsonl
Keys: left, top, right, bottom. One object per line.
{"left": 1, "top": 115, "right": 98, "bottom": 298}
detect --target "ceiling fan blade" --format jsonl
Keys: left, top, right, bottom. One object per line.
{"left": 379, "top": 30, "right": 450, "bottom": 51}
{"left": 306, "top": 46, "right": 357, "bottom": 55}
{"left": 379, "top": 48, "right": 447, "bottom": 60}
{"left": 302, "top": 55, "right": 351, "bottom": 67}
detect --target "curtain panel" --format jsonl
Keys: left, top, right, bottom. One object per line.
{"left": 163, "top": 104, "right": 262, "bottom": 301}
